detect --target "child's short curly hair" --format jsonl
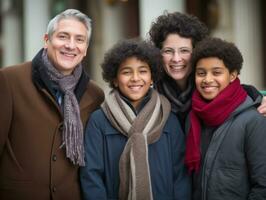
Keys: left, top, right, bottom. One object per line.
{"left": 191, "top": 37, "right": 243, "bottom": 74}
{"left": 149, "top": 11, "right": 209, "bottom": 49}
{"left": 101, "top": 39, "right": 163, "bottom": 88}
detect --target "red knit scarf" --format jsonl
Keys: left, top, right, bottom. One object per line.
{"left": 185, "top": 78, "right": 247, "bottom": 173}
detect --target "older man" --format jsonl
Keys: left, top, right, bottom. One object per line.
{"left": 0, "top": 9, "right": 104, "bottom": 199}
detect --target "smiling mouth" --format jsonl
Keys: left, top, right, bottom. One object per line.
{"left": 128, "top": 85, "right": 143, "bottom": 91}
{"left": 202, "top": 86, "right": 218, "bottom": 92}
{"left": 61, "top": 51, "right": 77, "bottom": 58}
{"left": 169, "top": 64, "right": 186, "bottom": 71}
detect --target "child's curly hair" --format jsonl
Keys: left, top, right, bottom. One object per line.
{"left": 101, "top": 39, "right": 163, "bottom": 88}
{"left": 191, "top": 37, "right": 243, "bottom": 74}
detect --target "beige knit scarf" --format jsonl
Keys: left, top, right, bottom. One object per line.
{"left": 102, "top": 89, "right": 171, "bottom": 200}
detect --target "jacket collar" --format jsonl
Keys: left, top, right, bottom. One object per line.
{"left": 31, "top": 48, "right": 90, "bottom": 103}
{"left": 230, "top": 95, "right": 262, "bottom": 117}
{"left": 118, "top": 88, "right": 152, "bottom": 115}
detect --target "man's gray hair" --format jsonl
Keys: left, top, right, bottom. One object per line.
{"left": 46, "top": 9, "right": 92, "bottom": 45}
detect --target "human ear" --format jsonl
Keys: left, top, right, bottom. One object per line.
{"left": 113, "top": 79, "right": 118, "bottom": 87}
{"left": 230, "top": 70, "right": 238, "bottom": 82}
{"left": 43, "top": 34, "right": 49, "bottom": 49}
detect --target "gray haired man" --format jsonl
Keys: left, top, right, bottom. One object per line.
{"left": 0, "top": 9, "right": 104, "bottom": 199}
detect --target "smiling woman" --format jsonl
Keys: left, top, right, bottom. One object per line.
{"left": 160, "top": 34, "right": 193, "bottom": 90}
{"left": 148, "top": 12, "right": 209, "bottom": 131}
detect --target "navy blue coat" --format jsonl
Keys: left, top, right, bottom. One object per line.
{"left": 80, "top": 108, "right": 191, "bottom": 200}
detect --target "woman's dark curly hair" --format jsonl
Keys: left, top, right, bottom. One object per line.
{"left": 101, "top": 39, "right": 163, "bottom": 88}
{"left": 149, "top": 11, "right": 209, "bottom": 49}
{"left": 191, "top": 37, "right": 243, "bottom": 74}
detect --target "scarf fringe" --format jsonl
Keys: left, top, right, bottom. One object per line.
{"left": 64, "top": 122, "right": 85, "bottom": 166}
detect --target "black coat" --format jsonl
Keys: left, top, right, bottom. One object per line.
{"left": 195, "top": 96, "right": 266, "bottom": 200}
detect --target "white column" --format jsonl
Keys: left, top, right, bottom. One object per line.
{"left": 101, "top": 1, "right": 127, "bottom": 50}
{"left": 23, "top": 0, "right": 49, "bottom": 61}
{"left": 232, "top": 0, "right": 262, "bottom": 89}
{"left": 89, "top": 1, "right": 130, "bottom": 91}
{"left": 1, "top": 0, "right": 22, "bottom": 67}
{"left": 139, "top": 0, "right": 185, "bottom": 39}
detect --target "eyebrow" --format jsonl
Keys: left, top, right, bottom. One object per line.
{"left": 57, "top": 31, "right": 86, "bottom": 37}
{"left": 211, "top": 66, "right": 224, "bottom": 70}
{"left": 119, "top": 66, "right": 132, "bottom": 71}
{"left": 119, "top": 65, "right": 150, "bottom": 71}
{"left": 163, "top": 46, "right": 191, "bottom": 49}
{"left": 76, "top": 35, "right": 86, "bottom": 38}
{"left": 196, "top": 66, "right": 224, "bottom": 70}
{"left": 139, "top": 65, "right": 150, "bottom": 69}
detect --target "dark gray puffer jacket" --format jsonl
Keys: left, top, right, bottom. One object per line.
{"left": 200, "top": 96, "right": 266, "bottom": 200}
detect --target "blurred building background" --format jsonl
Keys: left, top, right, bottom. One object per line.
{"left": 0, "top": 0, "right": 265, "bottom": 91}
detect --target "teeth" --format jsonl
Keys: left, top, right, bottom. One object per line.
{"left": 170, "top": 65, "right": 185, "bottom": 70}
{"left": 65, "top": 54, "right": 75, "bottom": 57}
{"left": 62, "top": 52, "right": 76, "bottom": 57}
{"left": 129, "top": 86, "right": 142, "bottom": 91}
{"left": 202, "top": 86, "right": 217, "bottom": 92}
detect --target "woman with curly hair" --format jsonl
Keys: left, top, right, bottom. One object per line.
{"left": 149, "top": 12, "right": 208, "bottom": 130}
{"left": 149, "top": 11, "right": 266, "bottom": 131}
{"left": 80, "top": 39, "right": 191, "bottom": 200}
{"left": 186, "top": 37, "right": 266, "bottom": 200}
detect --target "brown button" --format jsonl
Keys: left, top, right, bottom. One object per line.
{"left": 52, "top": 186, "right": 56, "bottom": 192}
{"left": 52, "top": 154, "right": 57, "bottom": 161}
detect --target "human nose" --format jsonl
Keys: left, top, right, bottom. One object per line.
{"left": 203, "top": 73, "right": 213, "bottom": 83}
{"left": 131, "top": 71, "right": 140, "bottom": 81}
{"left": 171, "top": 50, "right": 182, "bottom": 62}
{"left": 65, "top": 38, "right": 76, "bottom": 49}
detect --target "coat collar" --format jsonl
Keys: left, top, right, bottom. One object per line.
{"left": 31, "top": 48, "right": 90, "bottom": 103}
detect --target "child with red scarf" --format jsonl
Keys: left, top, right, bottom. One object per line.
{"left": 185, "top": 37, "right": 266, "bottom": 200}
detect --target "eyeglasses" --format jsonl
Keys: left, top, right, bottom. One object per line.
{"left": 161, "top": 47, "right": 192, "bottom": 57}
